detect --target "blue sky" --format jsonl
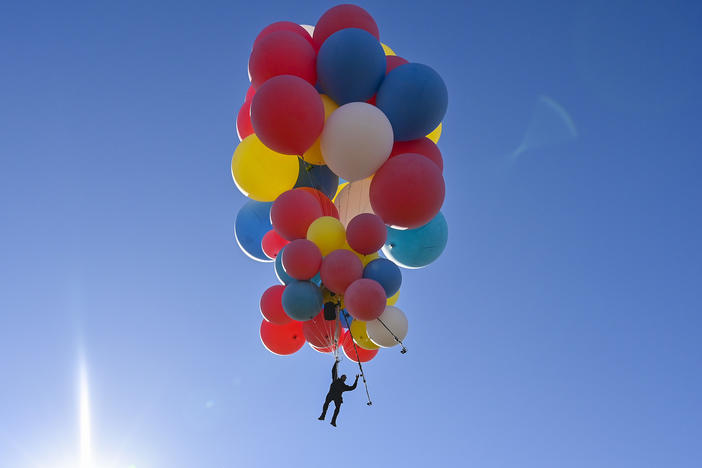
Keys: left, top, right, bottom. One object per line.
{"left": 1, "top": 0, "right": 701, "bottom": 467}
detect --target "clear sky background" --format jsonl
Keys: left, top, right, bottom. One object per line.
{"left": 1, "top": 1, "right": 701, "bottom": 467}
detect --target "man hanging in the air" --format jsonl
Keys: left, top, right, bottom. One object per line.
{"left": 318, "top": 359, "right": 359, "bottom": 427}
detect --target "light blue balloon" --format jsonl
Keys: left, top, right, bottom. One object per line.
{"left": 376, "top": 63, "right": 448, "bottom": 141}
{"left": 363, "top": 258, "right": 402, "bottom": 297}
{"left": 234, "top": 200, "right": 273, "bottom": 263}
{"left": 294, "top": 159, "right": 339, "bottom": 199}
{"left": 274, "top": 245, "right": 294, "bottom": 285}
{"left": 382, "top": 212, "right": 448, "bottom": 268}
{"left": 317, "top": 28, "right": 386, "bottom": 105}
{"left": 281, "top": 280, "right": 323, "bottom": 321}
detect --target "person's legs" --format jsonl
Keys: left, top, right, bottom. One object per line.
{"left": 319, "top": 395, "right": 332, "bottom": 420}
{"left": 330, "top": 399, "right": 342, "bottom": 426}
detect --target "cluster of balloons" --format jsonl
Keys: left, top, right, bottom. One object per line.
{"left": 232, "top": 4, "right": 449, "bottom": 362}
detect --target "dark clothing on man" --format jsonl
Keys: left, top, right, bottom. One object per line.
{"left": 319, "top": 361, "right": 358, "bottom": 426}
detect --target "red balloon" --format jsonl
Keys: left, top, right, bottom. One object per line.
{"left": 260, "top": 319, "right": 305, "bottom": 355}
{"left": 320, "top": 249, "right": 363, "bottom": 295}
{"left": 386, "top": 55, "right": 409, "bottom": 74}
{"left": 341, "top": 330, "right": 378, "bottom": 362}
{"left": 245, "top": 85, "right": 256, "bottom": 102}
{"left": 297, "top": 187, "right": 339, "bottom": 219}
{"left": 370, "top": 154, "right": 445, "bottom": 229}
{"left": 271, "top": 189, "right": 324, "bottom": 240}
{"left": 303, "top": 312, "right": 342, "bottom": 348}
{"left": 310, "top": 343, "right": 337, "bottom": 354}
{"left": 248, "top": 31, "right": 317, "bottom": 88}
{"left": 253, "top": 21, "right": 315, "bottom": 50}
{"left": 346, "top": 213, "right": 386, "bottom": 255}
{"left": 260, "top": 285, "right": 291, "bottom": 324}
{"left": 282, "top": 239, "right": 322, "bottom": 280}
{"left": 313, "top": 5, "right": 380, "bottom": 49}
{"left": 344, "top": 278, "right": 386, "bottom": 321}
{"left": 236, "top": 99, "right": 253, "bottom": 140}
{"left": 251, "top": 76, "right": 324, "bottom": 155}
{"left": 388, "top": 137, "right": 443, "bottom": 171}
{"left": 262, "top": 229, "right": 288, "bottom": 259}
{"left": 366, "top": 57, "right": 408, "bottom": 106}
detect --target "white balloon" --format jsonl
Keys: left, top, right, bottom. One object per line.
{"left": 300, "top": 24, "right": 315, "bottom": 36}
{"left": 333, "top": 177, "right": 375, "bottom": 226}
{"left": 367, "top": 306, "right": 408, "bottom": 348}
{"left": 321, "top": 103, "right": 393, "bottom": 182}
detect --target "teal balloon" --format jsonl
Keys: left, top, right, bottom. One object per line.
{"left": 275, "top": 245, "right": 294, "bottom": 285}
{"left": 282, "top": 280, "right": 323, "bottom": 321}
{"left": 382, "top": 212, "right": 448, "bottom": 268}
{"left": 235, "top": 200, "right": 274, "bottom": 263}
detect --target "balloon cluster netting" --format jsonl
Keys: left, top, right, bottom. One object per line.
{"left": 232, "top": 4, "right": 449, "bottom": 361}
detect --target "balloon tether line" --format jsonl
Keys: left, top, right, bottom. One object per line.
{"left": 377, "top": 317, "right": 407, "bottom": 354}
{"left": 342, "top": 311, "right": 373, "bottom": 406}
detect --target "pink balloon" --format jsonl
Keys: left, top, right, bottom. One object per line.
{"left": 346, "top": 213, "right": 386, "bottom": 255}
{"left": 370, "top": 154, "right": 445, "bottom": 229}
{"left": 262, "top": 229, "right": 288, "bottom": 259}
{"left": 320, "top": 249, "right": 363, "bottom": 295}
{"left": 260, "top": 285, "right": 291, "bottom": 324}
{"left": 260, "top": 319, "right": 305, "bottom": 355}
{"left": 251, "top": 76, "right": 324, "bottom": 155}
{"left": 282, "top": 239, "right": 322, "bottom": 280}
{"left": 271, "top": 189, "right": 324, "bottom": 240}
{"left": 313, "top": 4, "right": 379, "bottom": 49}
{"left": 236, "top": 99, "right": 253, "bottom": 140}
{"left": 386, "top": 55, "right": 409, "bottom": 74}
{"left": 253, "top": 21, "right": 314, "bottom": 50}
{"left": 388, "top": 137, "right": 443, "bottom": 171}
{"left": 248, "top": 31, "right": 317, "bottom": 88}
{"left": 344, "top": 278, "right": 386, "bottom": 321}
{"left": 297, "top": 187, "right": 340, "bottom": 219}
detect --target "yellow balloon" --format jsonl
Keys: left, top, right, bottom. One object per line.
{"left": 426, "top": 122, "right": 442, "bottom": 143}
{"left": 340, "top": 242, "right": 378, "bottom": 266}
{"left": 350, "top": 320, "right": 380, "bottom": 350}
{"left": 381, "top": 43, "right": 396, "bottom": 56}
{"left": 307, "top": 216, "right": 346, "bottom": 255}
{"left": 332, "top": 182, "right": 349, "bottom": 203}
{"left": 302, "top": 95, "right": 339, "bottom": 165}
{"left": 387, "top": 289, "right": 400, "bottom": 305}
{"left": 231, "top": 135, "right": 299, "bottom": 202}
{"left": 361, "top": 251, "right": 379, "bottom": 267}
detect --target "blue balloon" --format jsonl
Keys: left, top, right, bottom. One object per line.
{"left": 382, "top": 212, "right": 448, "bottom": 268}
{"left": 339, "top": 309, "right": 353, "bottom": 329}
{"left": 234, "top": 200, "right": 273, "bottom": 262}
{"left": 281, "top": 280, "right": 323, "bottom": 321}
{"left": 274, "top": 245, "right": 294, "bottom": 285}
{"left": 294, "top": 159, "right": 339, "bottom": 199}
{"left": 317, "top": 28, "right": 386, "bottom": 105}
{"left": 376, "top": 63, "right": 448, "bottom": 141}
{"left": 363, "top": 258, "right": 402, "bottom": 297}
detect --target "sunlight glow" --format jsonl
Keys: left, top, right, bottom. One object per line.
{"left": 78, "top": 357, "right": 93, "bottom": 467}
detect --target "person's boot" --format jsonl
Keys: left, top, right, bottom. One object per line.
{"left": 318, "top": 412, "right": 326, "bottom": 421}
{"left": 330, "top": 418, "right": 337, "bottom": 427}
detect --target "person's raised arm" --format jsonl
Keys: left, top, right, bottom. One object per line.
{"left": 332, "top": 360, "right": 339, "bottom": 380}
{"left": 348, "top": 374, "right": 359, "bottom": 391}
